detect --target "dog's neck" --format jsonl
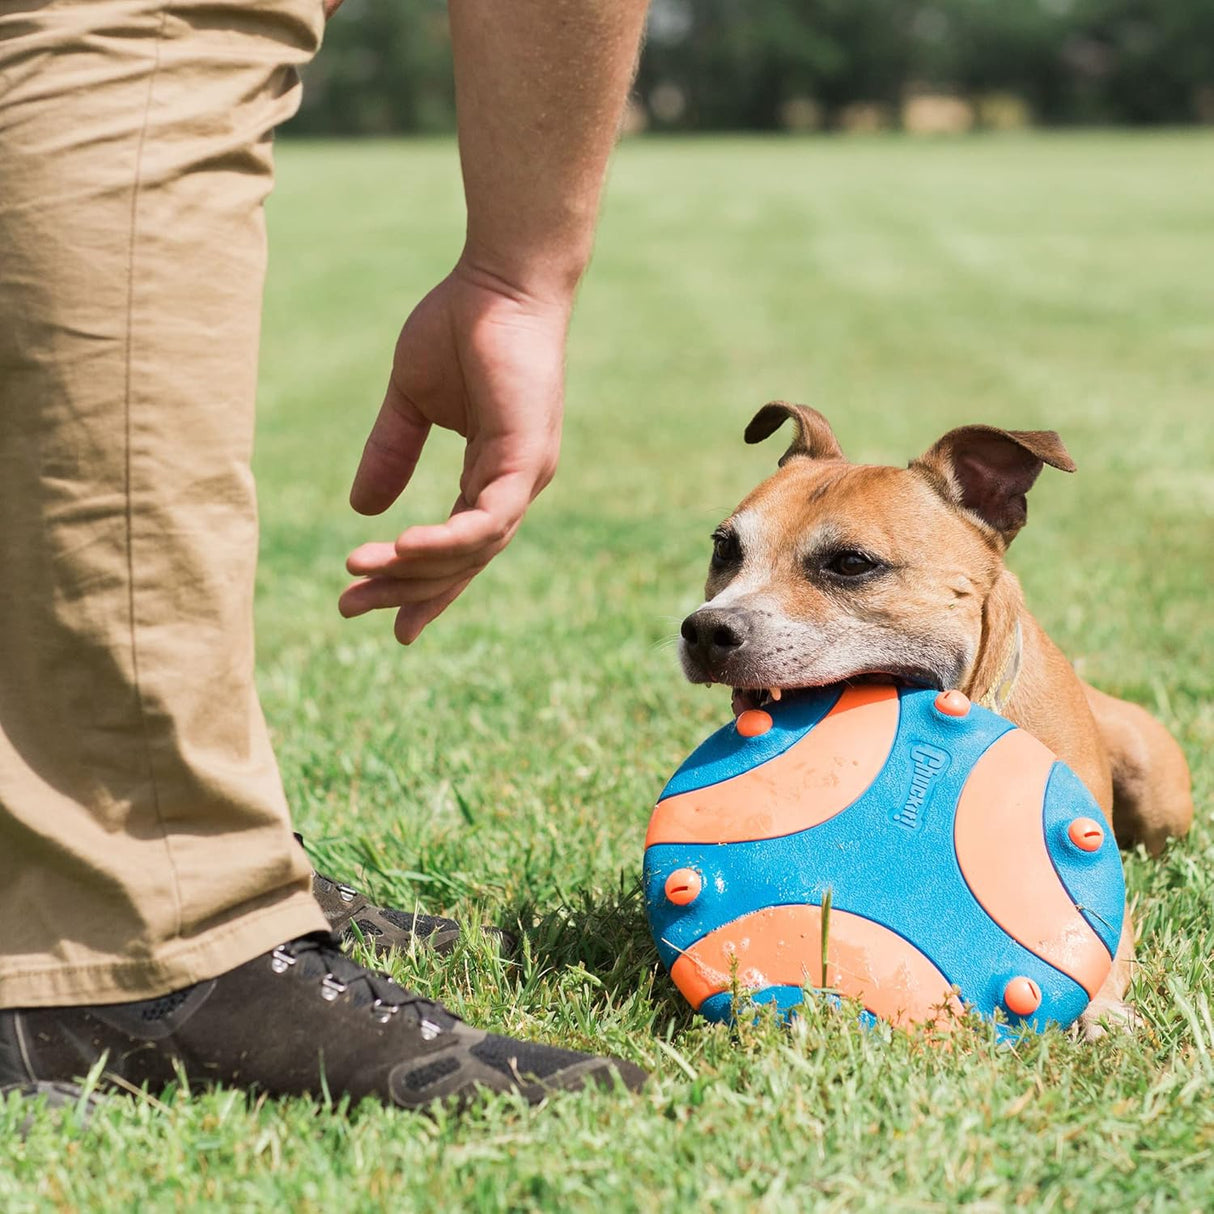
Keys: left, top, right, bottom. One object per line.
{"left": 967, "top": 570, "right": 1027, "bottom": 715}
{"left": 965, "top": 570, "right": 1115, "bottom": 813}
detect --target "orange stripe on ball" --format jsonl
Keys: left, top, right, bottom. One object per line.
{"left": 953, "top": 729, "right": 1112, "bottom": 999}
{"left": 669, "top": 903, "right": 963, "bottom": 1028}
{"left": 646, "top": 684, "right": 899, "bottom": 847}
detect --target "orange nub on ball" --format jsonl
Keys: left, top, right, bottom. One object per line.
{"left": 736, "top": 709, "right": 773, "bottom": 737}
{"left": 934, "top": 689, "right": 971, "bottom": 718}
{"left": 1067, "top": 817, "right": 1105, "bottom": 853}
{"left": 664, "top": 868, "right": 703, "bottom": 906}
{"left": 1004, "top": 976, "right": 1042, "bottom": 1017}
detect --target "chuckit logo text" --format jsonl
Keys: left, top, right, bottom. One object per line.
{"left": 893, "top": 743, "right": 950, "bottom": 829}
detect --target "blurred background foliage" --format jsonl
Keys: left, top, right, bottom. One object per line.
{"left": 297, "top": 0, "right": 1214, "bottom": 135}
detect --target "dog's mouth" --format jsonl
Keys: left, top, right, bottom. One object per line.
{"left": 729, "top": 670, "right": 936, "bottom": 718}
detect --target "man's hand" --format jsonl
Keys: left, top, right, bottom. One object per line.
{"left": 338, "top": 260, "right": 569, "bottom": 644}
{"left": 338, "top": 0, "right": 648, "bottom": 644}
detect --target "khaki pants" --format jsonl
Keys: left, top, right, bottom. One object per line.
{"left": 0, "top": 0, "right": 330, "bottom": 1008}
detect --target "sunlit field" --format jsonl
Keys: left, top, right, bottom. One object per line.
{"left": 6, "top": 131, "right": 1213, "bottom": 1211}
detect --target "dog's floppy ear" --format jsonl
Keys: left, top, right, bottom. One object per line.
{"left": 744, "top": 402, "right": 844, "bottom": 466}
{"left": 913, "top": 425, "right": 1076, "bottom": 545}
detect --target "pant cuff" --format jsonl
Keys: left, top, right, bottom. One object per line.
{"left": 0, "top": 890, "right": 330, "bottom": 1009}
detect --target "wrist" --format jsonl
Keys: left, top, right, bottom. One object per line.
{"left": 456, "top": 237, "right": 588, "bottom": 312}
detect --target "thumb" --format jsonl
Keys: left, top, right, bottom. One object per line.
{"left": 350, "top": 376, "right": 431, "bottom": 516}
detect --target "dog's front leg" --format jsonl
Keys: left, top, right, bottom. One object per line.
{"left": 1079, "top": 909, "right": 1140, "bottom": 1040}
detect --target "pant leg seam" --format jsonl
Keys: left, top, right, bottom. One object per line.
{"left": 121, "top": 2, "right": 184, "bottom": 942}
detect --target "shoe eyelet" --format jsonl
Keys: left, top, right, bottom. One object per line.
{"left": 270, "top": 946, "right": 297, "bottom": 974}
{"left": 419, "top": 1018, "right": 444, "bottom": 1041}
{"left": 337, "top": 884, "right": 358, "bottom": 904}
{"left": 370, "top": 999, "right": 400, "bottom": 1024}
{"left": 320, "top": 974, "right": 348, "bottom": 1002}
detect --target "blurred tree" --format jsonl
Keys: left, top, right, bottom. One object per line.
{"left": 1065, "top": 0, "right": 1214, "bottom": 123}
{"left": 636, "top": 0, "right": 918, "bottom": 129}
{"left": 295, "top": 0, "right": 455, "bottom": 135}
{"left": 291, "top": 0, "right": 1214, "bottom": 134}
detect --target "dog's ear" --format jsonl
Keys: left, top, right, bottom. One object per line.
{"left": 744, "top": 402, "right": 844, "bottom": 466}
{"left": 913, "top": 425, "right": 1076, "bottom": 545}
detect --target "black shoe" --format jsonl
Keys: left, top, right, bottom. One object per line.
{"left": 298, "top": 835, "right": 514, "bottom": 956}
{"left": 0, "top": 933, "right": 646, "bottom": 1110}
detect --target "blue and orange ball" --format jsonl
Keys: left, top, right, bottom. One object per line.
{"left": 643, "top": 684, "right": 1124, "bottom": 1034}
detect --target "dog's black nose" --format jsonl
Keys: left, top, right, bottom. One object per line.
{"left": 680, "top": 608, "right": 750, "bottom": 669}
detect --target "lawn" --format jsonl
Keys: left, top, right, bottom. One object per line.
{"left": 5, "top": 132, "right": 1213, "bottom": 1211}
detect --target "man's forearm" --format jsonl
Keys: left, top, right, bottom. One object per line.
{"left": 450, "top": 0, "right": 649, "bottom": 302}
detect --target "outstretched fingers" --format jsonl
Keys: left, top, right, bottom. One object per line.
{"left": 338, "top": 473, "right": 532, "bottom": 636}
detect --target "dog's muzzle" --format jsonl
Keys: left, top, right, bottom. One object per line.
{"left": 679, "top": 607, "right": 753, "bottom": 681}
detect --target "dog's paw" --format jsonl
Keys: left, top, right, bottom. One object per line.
{"left": 1078, "top": 999, "right": 1142, "bottom": 1042}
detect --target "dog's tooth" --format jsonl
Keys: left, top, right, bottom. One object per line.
{"left": 769, "top": 687, "right": 782, "bottom": 702}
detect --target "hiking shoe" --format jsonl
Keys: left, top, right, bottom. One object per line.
{"left": 297, "top": 835, "right": 515, "bottom": 957}
{"left": 0, "top": 933, "right": 646, "bottom": 1110}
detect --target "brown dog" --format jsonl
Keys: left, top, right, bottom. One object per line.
{"left": 679, "top": 402, "right": 1194, "bottom": 1036}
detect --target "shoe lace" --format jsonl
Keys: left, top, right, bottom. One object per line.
{"left": 273, "top": 933, "right": 458, "bottom": 1033}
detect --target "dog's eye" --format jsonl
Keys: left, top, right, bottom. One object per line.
{"left": 711, "top": 529, "right": 741, "bottom": 567}
{"left": 824, "top": 550, "right": 880, "bottom": 577}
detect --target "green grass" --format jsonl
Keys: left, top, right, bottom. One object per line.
{"left": 5, "top": 131, "right": 1213, "bottom": 1211}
